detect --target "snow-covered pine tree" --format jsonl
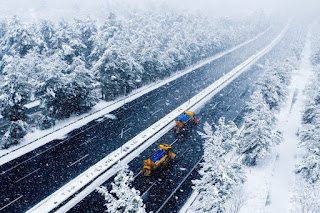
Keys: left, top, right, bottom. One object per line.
{"left": 291, "top": 178, "right": 320, "bottom": 212}
{"left": 255, "top": 60, "right": 291, "bottom": 111}
{"left": 238, "top": 91, "right": 280, "bottom": 166}
{"left": 96, "top": 163, "right": 145, "bottom": 213}
{"left": 36, "top": 55, "right": 97, "bottom": 121}
{"left": 256, "top": 69, "right": 284, "bottom": 111}
{"left": 38, "top": 76, "right": 93, "bottom": 120}
{"left": 0, "top": 75, "right": 30, "bottom": 121}
{"left": 296, "top": 73, "right": 320, "bottom": 183}
{"left": 38, "top": 20, "right": 58, "bottom": 55}
{"left": 89, "top": 12, "right": 121, "bottom": 69}
{"left": 212, "top": 117, "right": 239, "bottom": 153}
{"left": 73, "top": 18, "right": 97, "bottom": 68}
{"left": 192, "top": 119, "right": 243, "bottom": 212}
{"left": 1, "top": 120, "right": 28, "bottom": 149}
{"left": 0, "top": 17, "right": 36, "bottom": 57}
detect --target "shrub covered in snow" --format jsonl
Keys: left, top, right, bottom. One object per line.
{"left": 96, "top": 163, "right": 145, "bottom": 213}
{"left": 0, "top": 76, "right": 30, "bottom": 121}
{"left": 1, "top": 120, "right": 28, "bottom": 149}
{"left": 38, "top": 115, "right": 53, "bottom": 130}
{"left": 238, "top": 91, "right": 281, "bottom": 166}
{"left": 291, "top": 178, "right": 320, "bottom": 212}
{"left": 191, "top": 119, "right": 244, "bottom": 212}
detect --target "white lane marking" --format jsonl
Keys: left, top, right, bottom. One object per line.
{"left": 1, "top": 116, "right": 107, "bottom": 176}
{"left": 68, "top": 154, "right": 89, "bottom": 168}
{"left": 79, "top": 137, "right": 96, "bottom": 146}
{"left": 141, "top": 182, "right": 157, "bottom": 198}
{"left": 151, "top": 109, "right": 162, "bottom": 116}
{"left": 133, "top": 171, "right": 142, "bottom": 180}
{"left": 123, "top": 115, "right": 133, "bottom": 122}
{"left": 152, "top": 99, "right": 162, "bottom": 106}
{"left": 157, "top": 157, "right": 203, "bottom": 213}
{"left": 119, "top": 128, "right": 132, "bottom": 137}
{"left": 15, "top": 168, "right": 41, "bottom": 184}
{"left": 170, "top": 139, "right": 179, "bottom": 146}
{"left": 0, "top": 195, "right": 23, "bottom": 211}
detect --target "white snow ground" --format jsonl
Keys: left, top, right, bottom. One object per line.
{"left": 239, "top": 31, "right": 313, "bottom": 213}
{"left": 0, "top": 29, "right": 269, "bottom": 166}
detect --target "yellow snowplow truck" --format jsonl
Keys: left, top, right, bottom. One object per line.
{"left": 174, "top": 111, "right": 199, "bottom": 134}
{"left": 142, "top": 143, "right": 176, "bottom": 176}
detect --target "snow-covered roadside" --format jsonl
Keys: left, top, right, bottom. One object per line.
{"left": 0, "top": 29, "right": 269, "bottom": 166}
{"left": 239, "top": 31, "right": 313, "bottom": 213}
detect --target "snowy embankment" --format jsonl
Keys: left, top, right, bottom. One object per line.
{"left": 0, "top": 28, "right": 269, "bottom": 166}
{"left": 27, "top": 23, "right": 289, "bottom": 213}
{"left": 239, "top": 31, "right": 312, "bottom": 213}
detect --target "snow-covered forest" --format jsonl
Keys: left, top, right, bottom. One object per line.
{"left": 0, "top": 7, "right": 270, "bottom": 149}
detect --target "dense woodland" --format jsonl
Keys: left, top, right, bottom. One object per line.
{"left": 0, "top": 8, "right": 269, "bottom": 148}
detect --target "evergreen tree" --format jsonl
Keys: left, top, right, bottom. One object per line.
{"left": 73, "top": 18, "right": 97, "bottom": 67}
{"left": 296, "top": 78, "right": 320, "bottom": 183}
{"left": 192, "top": 120, "right": 244, "bottom": 212}
{"left": 255, "top": 61, "right": 291, "bottom": 111}
{"left": 0, "top": 75, "right": 30, "bottom": 121}
{"left": 1, "top": 120, "right": 28, "bottom": 149}
{"left": 38, "top": 75, "right": 96, "bottom": 120}
{"left": 0, "top": 17, "right": 36, "bottom": 57}
{"left": 96, "top": 163, "right": 145, "bottom": 213}
{"left": 238, "top": 91, "right": 280, "bottom": 166}
{"left": 38, "top": 20, "right": 59, "bottom": 55}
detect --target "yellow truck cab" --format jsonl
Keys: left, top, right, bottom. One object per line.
{"left": 142, "top": 143, "right": 176, "bottom": 176}
{"left": 174, "top": 111, "right": 199, "bottom": 134}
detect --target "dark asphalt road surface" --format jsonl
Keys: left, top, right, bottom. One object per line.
{"left": 0, "top": 26, "right": 282, "bottom": 213}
